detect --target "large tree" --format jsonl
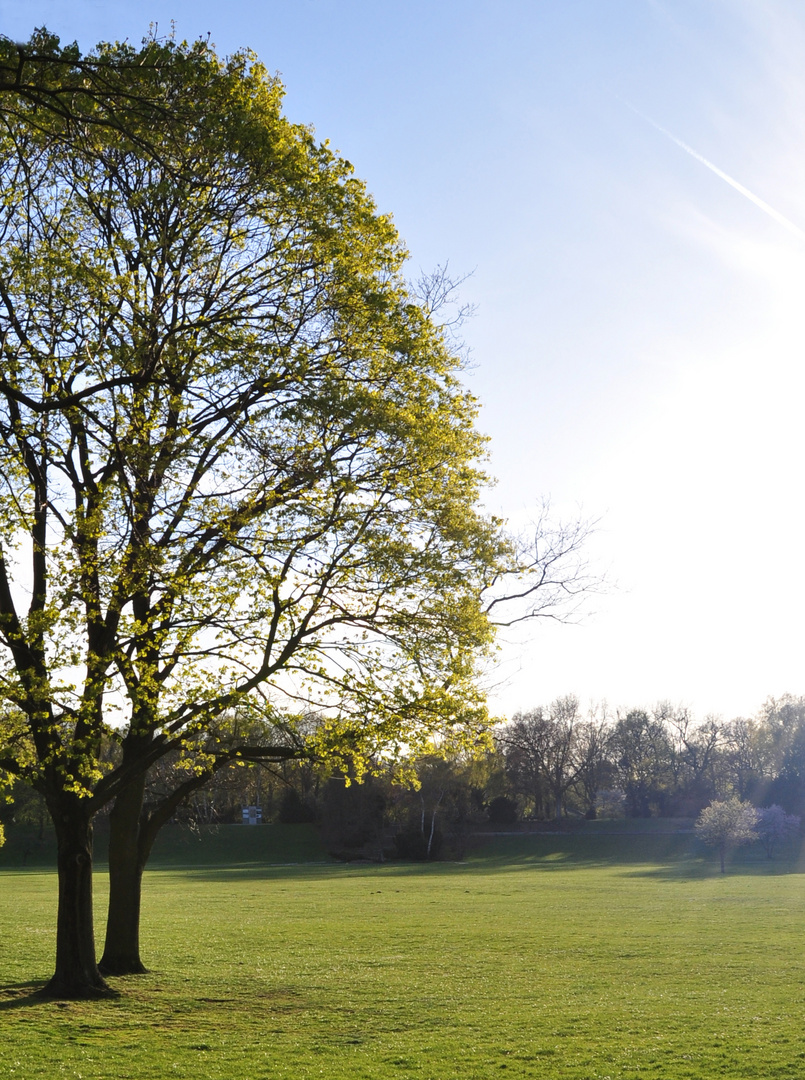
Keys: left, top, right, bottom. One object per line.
{"left": 0, "top": 31, "right": 521, "bottom": 997}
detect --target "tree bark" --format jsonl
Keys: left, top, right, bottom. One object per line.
{"left": 40, "top": 803, "right": 113, "bottom": 998}
{"left": 99, "top": 774, "right": 149, "bottom": 975}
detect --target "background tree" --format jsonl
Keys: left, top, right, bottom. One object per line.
{"left": 757, "top": 696, "right": 805, "bottom": 815}
{"left": 571, "top": 705, "right": 614, "bottom": 818}
{"left": 755, "top": 804, "right": 800, "bottom": 859}
{"left": 487, "top": 794, "right": 519, "bottom": 825}
{"left": 663, "top": 707, "right": 723, "bottom": 815}
{"left": 319, "top": 772, "right": 388, "bottom": 859}
{"left": 721, "top": 717, "right": 772, "bottom": 802}
{"left": 499, "top": 708, "right": 553, "bottom": 819}
{"left": 695, "top": 797, "right": 758, "bottom": 873}
{"left": 541, "top": 695, "right": 582, "bottom": 819}
{"left": 391, "top": 755, "right": 460, "bottom": 860}
{"left": 498, "top": 697, "right": 585, "bottom": 819}
{"left": 611, "top": 709, "right": 674, "bottom": 817}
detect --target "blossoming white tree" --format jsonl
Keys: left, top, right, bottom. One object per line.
{"left": 695, "top": 797, "right": 758, "bottom": 873}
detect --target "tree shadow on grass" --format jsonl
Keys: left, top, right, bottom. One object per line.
{"left": 0, "top": 982, "right": 51, "bottom": 1009}
{"left": 463, "top": 832, "right": 805, "bottom": 881}
{"left": 623, "top": 846, "right": 805, "bottom": 880}
{"left": 158, "top": 834, "right": 703, "bottom": 883}
{"left": 158, "top": 860, "right": 348, "bottom": 884}
{"left": 463, "top": 833, "right": 698, "bottom": 873}
{"left": 12, "top": 829, "right": 803, "bottom": 886}
{"left": 186, "top": 833, "right": 805, "bottom": 884}
{"left": 0, "top": 980, "right": 126, "bottom": 1008}
{"left": 159, "top": 834, "right": 710, "bottom": 882}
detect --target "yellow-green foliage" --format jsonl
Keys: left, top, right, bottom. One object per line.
{"left": 0, "top": 30, "right": 508, "bottom": 817}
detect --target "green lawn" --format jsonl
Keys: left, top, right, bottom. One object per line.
{"left": 2, "top": 826, "right": 805, "bottom": 1079}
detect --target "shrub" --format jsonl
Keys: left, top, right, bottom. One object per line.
{"left": 487, "top": 796, "right": 518, "bottom": 825}
{"left": 277, "top": 788, "right": 318, "bottom": 824}
{"left": 394, "top": 826, "right": 443, "bottom": 861}
{"left": 319, "top": 778, "right": 387, "bottom": 857}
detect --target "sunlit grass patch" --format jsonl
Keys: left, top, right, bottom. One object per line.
{"left": 1, "top": 828, "right": 804, "bottom": 1078}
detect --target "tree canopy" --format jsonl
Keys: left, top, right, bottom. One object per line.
{"left": 0, "top": 30, "right": 505, "bottom": 765}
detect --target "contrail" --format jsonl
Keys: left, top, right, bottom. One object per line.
{"left": 622, "top": 99, "right": 805, "bottom": 242}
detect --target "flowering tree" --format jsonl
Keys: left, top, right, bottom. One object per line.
{"left": 756, "top": 805, "right": 800, "bottom": 859}
{"left": 695, "top": 798, "right": 758, "bottom": 873}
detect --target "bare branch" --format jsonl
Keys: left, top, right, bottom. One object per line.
{"left": 483, "top": 500, "right": 606, "bottom": 627}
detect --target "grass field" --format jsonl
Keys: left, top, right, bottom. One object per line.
{"left": 2, "top": 824, "right": 805, "bottom": 1079}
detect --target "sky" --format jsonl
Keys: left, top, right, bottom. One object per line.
{"left": 2, "top": 0, "right": 805, "bottom": 723}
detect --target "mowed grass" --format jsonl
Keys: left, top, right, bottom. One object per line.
{"left": 2, "top": 826, "right": 805, "bottom": 1079}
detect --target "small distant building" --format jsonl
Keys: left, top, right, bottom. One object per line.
{"left": 241, "top": 805, "right": 263, "bottom": 825}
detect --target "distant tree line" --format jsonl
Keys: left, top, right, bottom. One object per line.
{"left": 5, "top": 694, "right": 805, "bottom": 861}
{"left": 498, "top": 693, "right": 805, "bottom": 822}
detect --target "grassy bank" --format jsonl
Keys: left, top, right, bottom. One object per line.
{"left": 0, "top": 821, "right": 329, "bottom": 869}
{"left": 1, "top": 829, "right": 804, "bottom": 1078}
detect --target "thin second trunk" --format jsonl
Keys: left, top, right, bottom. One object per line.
{"left": 99, "top": 774, "right": 148, "bottom": 975}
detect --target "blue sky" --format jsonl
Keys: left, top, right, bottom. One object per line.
{"left": 3, "top": 0, "right": 805, "bottom": 721}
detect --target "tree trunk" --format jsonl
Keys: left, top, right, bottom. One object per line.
{"left": 41, "top": 804, "right": 113, "bottom": 998}
{"left": 100, "top": 765, "right": 199, "bottom": 975}
{"left": 426, "top": 790, "right": 444, "bottom": 858}
{"left": 99, "top": 747, "right": 295, "bottom": 975}
{"left": 99, "top": 774, "right": 149, "bottom": 975}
